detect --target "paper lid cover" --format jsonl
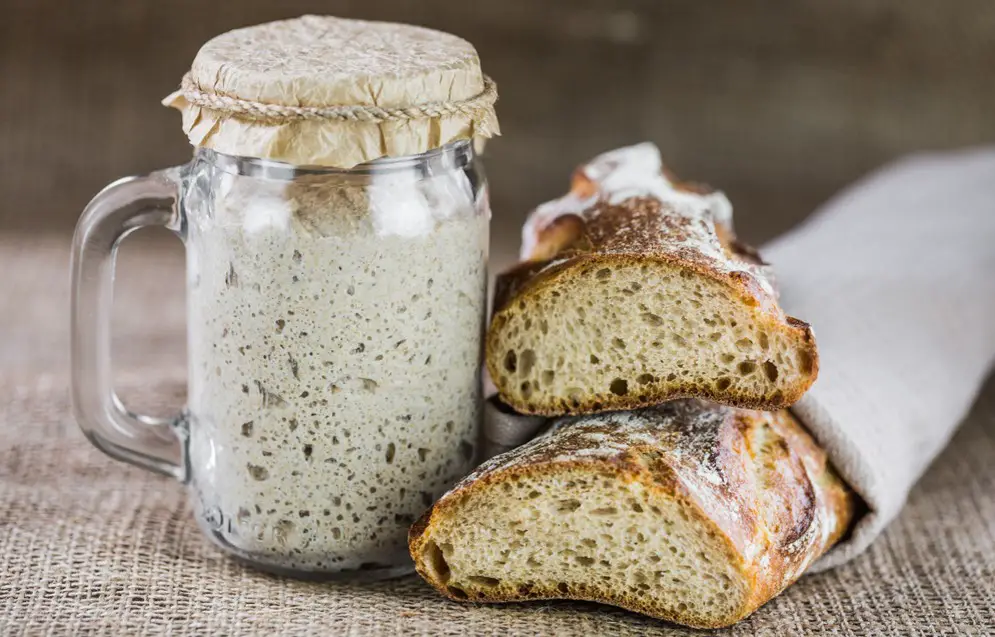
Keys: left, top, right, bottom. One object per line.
{"left": 163, "top": 15, "right": 499, "bottom": 167}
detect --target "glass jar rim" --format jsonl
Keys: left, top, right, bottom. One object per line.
{"left": 199, "top": 140, "right": 475, "bottom": 180}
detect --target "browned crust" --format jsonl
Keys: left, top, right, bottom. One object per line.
{"left": 409, "top": 402, "right": 854, "bottom": 629}
{"left": 487, "top": 250, "right": 820, "bottom": 416}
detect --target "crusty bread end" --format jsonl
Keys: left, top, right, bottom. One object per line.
{"left": 409, "top": 401, "right": 853, "bottom": 629}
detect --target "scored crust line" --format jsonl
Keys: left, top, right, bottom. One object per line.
{"left": 179, "top": 73, "right": 498, "bottom": 124}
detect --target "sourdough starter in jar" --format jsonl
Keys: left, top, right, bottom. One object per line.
{"left": 184, "top": 153, "right": 488, "bottom": 573}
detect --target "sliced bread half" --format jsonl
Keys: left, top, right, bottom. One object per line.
{"left": 409, "top": 400, "right": 854, "bottom": 629}
{"left": 487, "top": 143, "right": 818, "bottom": 415}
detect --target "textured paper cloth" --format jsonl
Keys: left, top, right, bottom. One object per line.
{"left": 486, "top": 146, "right": 995, "bottom": 573}
{"left": 163, "top": 15, "right": 500, "bottom": 167}
{"left": 2, "top": 153, "right": 995, "bottom": 635}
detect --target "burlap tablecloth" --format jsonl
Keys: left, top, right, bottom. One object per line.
{"left": 2, "top": 235, "right": 993, "bottom": 635}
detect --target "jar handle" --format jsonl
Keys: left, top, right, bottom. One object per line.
{"left": 70, "top": 168, "right": 188, "bottom": 481}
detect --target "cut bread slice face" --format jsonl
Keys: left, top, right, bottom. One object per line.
{"left": 487, "top": 143, "right": 818, "bottom": 416}
{"left": 409, "top": 401, "right": 854, "bottom": 629}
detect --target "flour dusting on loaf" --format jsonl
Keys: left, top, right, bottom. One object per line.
{"left": 518, "top": 143, "right": 768, "bottom": 293}
{"left": 521, "top": 143, "right": 731, "bottom": 256}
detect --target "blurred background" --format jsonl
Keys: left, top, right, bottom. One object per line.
{"left": 2, "top": 0, "right": 994, "bottom": 257}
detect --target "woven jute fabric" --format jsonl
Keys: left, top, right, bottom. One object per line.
{"left": 1, "top": 235, "right": 994, "bottom": 636}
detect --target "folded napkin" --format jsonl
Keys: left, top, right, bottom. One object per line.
{"left": 484, "top": 147, "right": 995, "bottom": 570}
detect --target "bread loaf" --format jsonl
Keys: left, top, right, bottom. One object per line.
{"left": 486, "top": 143, "right": 819, "bottom": 416}
{"left": 409, "top": 400, "right": 854, "bottom": 628}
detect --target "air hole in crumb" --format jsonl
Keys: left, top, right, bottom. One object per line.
{"left": 736, "top": 338, "right": 753, "bottom": 351}
{"left": 557, "top": 499, "right": 581, "bottom": 512}
{"left": 715, "top": 377, "right": 732, "bottom": 391}
{"left": 596, "top": 268, "right": 612, "bottom": 279}
{"left": 424, "top": 541, "right": 451, "bottom": 584}
{"left": 721, "top": 353, "right": 735, "bottom": 364}
{"left": 630, "top": 501, "right": 644, "bottom": 513}
{"left": 575, "top": 556, "right": 595, "bottom": 566}
{"left": 590, "top": 354, "right": 600, "bottom": 364}
{"left": 641, "top": 313, "right": 663, "bottom": 326}
{"left": 520, "top": 382, "right": 533, "bottom": 399}
{"left": 738, "top": 361, "right": 756, "bottom": 375}
{"left": 759, "top": 332, "right": 770, "bottom": 350}
{"left": 385, "top": 442, "right": 396, "bottom": 463}
{"left": 609, "top": 379, "right": 629, "bottom": 396}
{"left": 636, "top": 374, "right": 654, "bottom": 385}
{"left": 557, "top": 582, "right": 569, "bottom": 594}
{"left": 799, "top": 350, "right": 814, "bottom": 374}
{"left": 764, "top": 361, "right": 779, "bottom": 382}
{"left": 541, "top": 370, "right": 555, "bottom": 386}
{"left": 591, "top": 507, "right": 617, "bottom": 516}
{"left": 540, "top": 320, "right": 549, "bottom": 335}
{"left": 519, "top": 350, "right": 536, "bottom": 377}
{"left": 709, "top": 332, "right": 722, "bottom": 341}
{"left": 666, "top": 373, "right": 677, "bottom": 382}
{"left": 611, "top": 338, "right": 626, "bottom": 349}
{"left": 469, "top": 576, "right": 501, "bottom": 587}
{"left": 527, "top": 490, "right": 541, "bottom": 499}
{"left": 447, "top": 587, "right": 468, "bottom": 600}
{"left": 581, "top": 538, "right": 596, "bottom": 548}
{"left": 503, "top": 350, "right": 517, "bottom": 373}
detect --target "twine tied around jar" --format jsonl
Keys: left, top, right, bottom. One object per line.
{"left": 179, "top": 73, "right": 499, "bottom": 126}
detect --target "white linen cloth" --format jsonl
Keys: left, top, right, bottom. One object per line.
{"left": 765, "top": 147, "right": 995, "bottom": 568}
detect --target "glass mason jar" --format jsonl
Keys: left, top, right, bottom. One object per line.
{"left": 71, "top": 140, "right": 488, "bottom": 579}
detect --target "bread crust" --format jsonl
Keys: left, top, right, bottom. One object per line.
{"left": 409, "top": 401, "right": 854, "bottom": 628}
{"left": 487, "top": 145, "right": 818, "bottom": 416}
